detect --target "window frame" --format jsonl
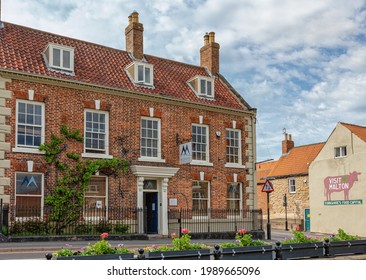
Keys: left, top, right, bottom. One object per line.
{"left": 83, "top": 176, "right": 108, "bottom": 220}
{"left": 288, "top": 177, "right": 296, "bottom": 193}
{"left": 15, "top": 172, "right": 44, "bottom": 219}
{"left": 139, "top": 117, "right": 163, "bottom": 162}
{"left": 192, "top": 180, "right": 210, "bottom": 217}
{"left": 334, "top": 146, "right": 347, "bottom": 158}
{"left": 15, "top": 99, "right": 45, "bottom": 151}
{"left": 135, "top": 62, "right": 154, "bottom": 86}
{"left": 199, "top": 77, "right": 214, "bottom": 98}
{"left": 191, "top": 123, "right": 211, "bottom": 165}
{"left": 83, "top": 109, "right": 110, "bottom": 158}
{"left": 46, "top": 43, "right": 74, "bottom": 72}
{"left": 225, "top": 128, "right": 243, "bottom": 166}
{"left": 227, "top": 182, "right": 242, "bottom": 215}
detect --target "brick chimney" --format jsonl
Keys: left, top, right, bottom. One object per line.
{"left": 125, "top": 11, "right": 144, "bottom": 60}
{"left": 200, "top": 32, "right": 220, "bottom": 75}
{"left": 282, "top": 133, "right": 294, "bottom": 154}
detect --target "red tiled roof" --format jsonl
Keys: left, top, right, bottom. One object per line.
{"left": 266, "top": 142, "right": 325, "bottom": 178}
{"left": 340, "top": 122, "right": 366, "bottom": 142}
{"left": 0, "top": 22, "right": 250, "bottom": 111}
{"left": 256, "top": 160, "right": 278, "bottom": 184}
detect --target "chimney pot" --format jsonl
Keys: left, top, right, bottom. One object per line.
{"left": 125, "top": 11, "right": 144, "bottom": 60}
{"left": 282, "top": 133, "right": 294, "bottom": 154}
{"left": 204, "top": 33, "right": 209, "bottom": 45}
{"left": 209, "top": 32, "right": 215, "bottom": 43}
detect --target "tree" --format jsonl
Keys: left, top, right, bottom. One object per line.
{"left": 40, "top": 124, "right": 129, "bottom": 234}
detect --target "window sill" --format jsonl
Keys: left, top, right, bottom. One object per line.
{"left": 190, "top": 160, "right": 213, "bottom": 167}
{"left": 138, "top": 157, "right": 166, "bottom": 163}
{"left": 82, "top": 153, "right": 113, "bottom": 159}
{"left": 225, "top": 163, "right": 245, "bottom": 169}
{"left": 12, "top": 147, "right": 45, "bottom": 154}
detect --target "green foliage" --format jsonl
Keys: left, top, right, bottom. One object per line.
{"left": 96, "top": 220, "right": 113, "bottom": 233}
{"left": 328, "top": 228, "right": 360, "bottom": 241}
{"left": 1, "top": 225, "right": 8, "bottom": 236}
{"left": 52, "top": 247, "right": 74, "bottom": 258}
{"left": 220, "top": 229, "right": 267, "bottom": 248}
{"left": 81, "top": 239, "right": 115, "bottom": 255}
{"left": 74, "top": 222, "right": 93, "bottom": 234}
{"left": 113, "top": 222, "right": 129, "bottom": 234}
{"left": 40, "top": 125, "right": 129, "bottom": 234}
{"left": 10, "top": 220, "right": 48, "bottom": 236}
{"left": 282, "top": 230, "right": 321, "bottom": 244}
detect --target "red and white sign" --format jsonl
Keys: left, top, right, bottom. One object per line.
{"left": 262, "top": 180, "right": 274, "bottom": 193}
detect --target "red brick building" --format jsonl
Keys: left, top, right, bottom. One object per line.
{"left": 0, "top": 12, "right": 257, "bottom": 235}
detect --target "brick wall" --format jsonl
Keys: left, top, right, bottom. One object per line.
{"left": 5, "top": 79, "right": 255, "bottom": 211}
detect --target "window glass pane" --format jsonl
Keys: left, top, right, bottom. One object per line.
{"left": 207, "top": 81, "right": 212, "bottom": 96}
{"left": 16, "top": 173, "right": 42, "bottom": 195}
{"left": 53, "top": 48, "right": 61, "bottom": 67}
{"left": 200, "top": 79, "right": 206, "bottom": 94}
{"left": 63, "top": 50, "right": 71, "bottom": 69}
{"left": 84, "top": 111, "right": 107, "bottom": 153}
{"left": 138, "top": 65, "right": 144, "bottom": 81}
{"left": 145, "top": 67, "right": 151, "bottom": 84}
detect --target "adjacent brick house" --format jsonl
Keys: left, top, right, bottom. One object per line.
{"left": 257, "top": 133, "right": 324, "bottom": 230}
{"left": 0, "top": 12, "right": 257, "bottom": 235}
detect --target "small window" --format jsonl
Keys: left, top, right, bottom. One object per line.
{"left": 187, "top": 76, "right": 215, "bottom": 99}
{"left": 289, "top": 178, "right": 296, "bottom": 193}
{"left": 226, "top": 129, "right": 242, "bottom": 165}
{"left": 192, "top": 124, "right": 209, "bottom": 162}
{"left": 125, "top": 62, "right": 153, "bottom": 86}
{"left": 44, "top": 43, "right": 74, "bottom": 72}
{"left": 334, "top": 146, "right": 347, "bottom": 158}
{"left": 140, "top": 117, "right": 161, "bottom": 159}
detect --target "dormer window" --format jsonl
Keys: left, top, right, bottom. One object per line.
{"left": 126, "top": 62, "right": 154, "bottom": 87}
{"left": 44, "top": 43, "right": 74, "bottom": 73}
{"left": 188, "top": 76, "right": 215, "bottom": 99}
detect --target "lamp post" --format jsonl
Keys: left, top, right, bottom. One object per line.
{"left": 283, "top": 193, "right": 289, "bottom": 231}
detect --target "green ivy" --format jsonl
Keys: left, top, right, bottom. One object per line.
{"left": 40, "top": 125, "right": 129, "bottom": 234}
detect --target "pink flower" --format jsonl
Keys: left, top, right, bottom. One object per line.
{"left": 100, "top": 232, "right": 109, "bottom": 240}
{"left": 237, "top": 229, "right": 247, "bottom": 236}
{"left": 170, "top": 233, "right": 177, "bottom": 239}
{"left": 181, "top": 228, "right": 189, "bottom": 234}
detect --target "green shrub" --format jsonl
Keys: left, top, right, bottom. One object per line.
{"left": 10, "top": 220, "right": 48, "bottom": 235}
{"left": 281, "top": 230, "right": 320, "bottom": 244}
{"left": 329, "top": 228, "right": 360, "bottom": 241}
{"left": 113, "top": 222, "right": 129, "bottom": 234}
{"left": 74, "top": 222, "right": 93, "bottom": 234}
{"left": 95, "top": 220, "right": 112, "bottom": 233}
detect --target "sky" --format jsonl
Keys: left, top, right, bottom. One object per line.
{"left": 2, "top": 0, "right": 366, "bottom": 162}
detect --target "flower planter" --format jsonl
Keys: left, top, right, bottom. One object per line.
{"left": 280, "top": 242, "right": 324, "bottom": 260}
{"left": 147, "top": 249, "right": 211, "bottom": 260}
{"left": 329, "top": 240, "right": 366, "bottom": 256}
{"left": 220, "top": 245, "right": 273, "bottom": 260}
{"left": 56, "top": 253, "right": 135, "bottom": 260}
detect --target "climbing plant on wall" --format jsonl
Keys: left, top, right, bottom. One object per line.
{"left": 40, "top": 124, "right": 129, "bottom": 234}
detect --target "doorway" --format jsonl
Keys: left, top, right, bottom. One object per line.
{"left": 144, "top": 192, "right": 158, "bottom": 234}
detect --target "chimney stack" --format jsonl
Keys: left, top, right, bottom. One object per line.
{"left": 200, "top": 32, "right": 220, "bottom": 75}
{"left": 125, "top": 11, "right": 144, "bottom": 60}
{"left": 282, "top": 133, "right": 294, "bottom": 154}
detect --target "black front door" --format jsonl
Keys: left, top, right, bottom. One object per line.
{"left": 145, "top": 192, "right": 158, "bottom": 234}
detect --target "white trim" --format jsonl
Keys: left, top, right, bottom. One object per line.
{"left": 135, "top": 62, "right": 154, "bottom": 86}
{"left": 81, "top": 153, "right": 113, "bottom": 159}
{"left": 225, "top": 163, "right": 245, "bottom": 169}
{"left": 12, "top": 147, "right": 45, "bottom": 154}
{"left": 28, "top": 90, "right": 34, "bottom": 101}
{"left": 138, "top": 157, "right": 166, "bottom": 163}
{"left": 130, "top": 165, "right": 179, "bottom": 178}
{"left": 190, "top": 160, "right": 214, "bottom": 167}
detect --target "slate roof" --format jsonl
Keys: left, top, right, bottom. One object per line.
{"left": 0, "top": 22, "right": 251, "bottom": 111}
{"left": 340, "top": 122, "right": 366, "bottom": 142}
{"left": 265, "top": 142, "right": 325, "bottom": 178}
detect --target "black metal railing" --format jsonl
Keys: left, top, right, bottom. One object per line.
{"left": 4, "top": 206, "right": 263, "bottom": 237}
{"left": 168, "top": 208, "right": 263, "bottom": 236}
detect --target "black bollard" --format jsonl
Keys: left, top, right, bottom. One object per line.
{"left": 323, "top": 238, "right": 330, "bottom": 257}
{"left": 137, "top": 248, "right": 146, "bottom": 260}
{"left": 45, "top": 252, "right": 53, "bottom": 260}
{"left": 274, "top": 241, "right": 282, "bottom": 260}
{"left": 213, "top": 244, "right": 222, "bottom": 260}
